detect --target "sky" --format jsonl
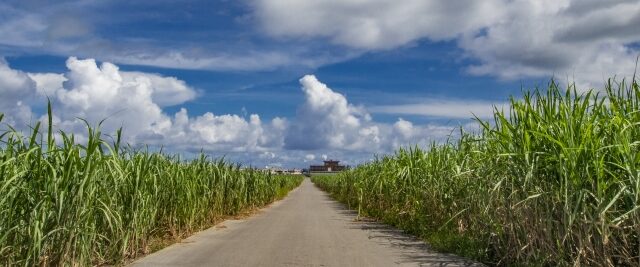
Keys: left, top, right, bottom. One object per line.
{"left": 1, "top": 0, "right": 639, "bottom": 168}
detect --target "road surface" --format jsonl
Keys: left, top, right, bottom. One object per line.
{"left": 131, "top": 178, "right": 483, "bottom": 267}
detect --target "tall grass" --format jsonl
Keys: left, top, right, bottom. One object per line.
{"left": 313, "top": 79, "right": 640, "bottom": 266}
{"left": 0, "top": 104, "right": 303, "bottom": 266}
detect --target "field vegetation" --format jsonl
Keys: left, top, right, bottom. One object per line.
{"left": 313, "top": 79, "right": 640, "bottom": 266}
{"left": 0, "top": 104, "right": 303, "bottom": 266}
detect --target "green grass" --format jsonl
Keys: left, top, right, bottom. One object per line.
{"left": 0, "top": 103, "right": 303, "bottom": 266}
{"left": 313, "top": 78, "right": 640, "bottom": 266}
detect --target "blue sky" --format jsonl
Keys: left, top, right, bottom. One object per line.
{"left": 1, "top": 0, "right": 639, "bottom": 167}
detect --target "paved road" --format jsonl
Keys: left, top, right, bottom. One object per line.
{"left": 131, "top": 178, "right": 483, "bottom": 267}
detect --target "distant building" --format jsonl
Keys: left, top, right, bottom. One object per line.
{"left": 309, "top": 160, "right": 346, "bottom": 173}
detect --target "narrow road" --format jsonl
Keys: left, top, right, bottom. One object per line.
{"left": 131, "top": 179, "right": 483, "bottom": 267}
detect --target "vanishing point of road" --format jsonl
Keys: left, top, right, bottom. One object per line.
{"left": 131, "top": 179, "right": 483, "bottom": 267}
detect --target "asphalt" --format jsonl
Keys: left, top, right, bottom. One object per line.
{"left": 130, "top": 178, "right": 483, "bottom": 267}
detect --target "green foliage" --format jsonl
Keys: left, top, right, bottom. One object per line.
{"left": 313, "top": 79, "right": 640, "bottom": 266}
{"left": 0, "top": 108, "right": 303, "bottom": 266}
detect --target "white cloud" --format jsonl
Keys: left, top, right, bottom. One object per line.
{"left": 23, "top": 58, "right": 197, "bottom": 143}
{"left": 163, "top": 108, "right": 286, "bottom": 152}
{"left": 119, "top": 72, "right": 196, "bottom": 107}
{"left": 0, "top": 8, "right": 47, "bottom": 48}
{"left": 251, "top": 0, "right": 640, "bottom": 87}
{"left": 0, "top": 57, "right": 283, "bottom": 153}
{"left": 48, "top": 57, "right": 175, "bottom": 139}
{"left": 285, "top": 75, "right": 380, "bottom": 150}
{"left": 0, "top": 2, "right": 359, "bottom": 72}
{"left": 4, "top": 0, "right": 638, "bottom": 81}
{"left": 251, "top": 0, "right": 505, "bottom": 50}
{"left": 105, "top": 51, "right": 296, "bottom": 72}
{"left": 29, "top": 73, "right": 67, "bottom": 96}
{"left": 393, "top": 118, "right": 414, "bottom": 139}
{"left": 284, "top": 75, "right": 458, "bottom": 153}
{"left": 0, "top": 3, "right": 92, "bottom": 51}
{"left": 71, "top": 41, "right": 363, "bottom": 71}
{"left": 0, "top": 57, "right": 468, "bottom": 167}
{"left": 459, "top": 0, "right": 640, "bottom": 88}
{"left": 388, "top": 121, "right": 456, "bottom": 150}
{"left": 370, "top": 99, "right": 505, "bottom": 119}
{"left": 0, "top": 58, "right": 37, "bottom": 126}
{"left": 68, "top": 40, "right": 360, "bottom": 72}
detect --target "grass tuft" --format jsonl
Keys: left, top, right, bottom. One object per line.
{"left": 0, "top": 105, "right": 303, "bottom": 266}
{"left": 313, "top": 78, "right": 640, "bottom": 266}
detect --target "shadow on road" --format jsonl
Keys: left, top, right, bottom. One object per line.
{"left": 318, "top": 190, "right": 484, "bottom": 267}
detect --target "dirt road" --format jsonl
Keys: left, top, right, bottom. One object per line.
{"left": 131, "top": 178, "right": 482, "bottom": 266}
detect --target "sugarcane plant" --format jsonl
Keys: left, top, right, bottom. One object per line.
{"left": 313, "top": 78, "right": 640, "bottom": 266}
{"left": 0, "top": 102, "right": 303, "bottom": 266}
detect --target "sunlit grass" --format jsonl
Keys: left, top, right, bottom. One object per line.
{"left": 0, "top": 103, "right": 303, "bottom": 266}
{"left": 313, "top": 78, "right": 640, "bottom": 266}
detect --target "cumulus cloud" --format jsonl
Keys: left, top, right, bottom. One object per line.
{"left": 393, "top": 119, "right": 414, "bottom": 140}
{"left": 0, "top": 59, "right": 37, "bottom": 126}
{"left": 0, "top": 57, "right": 464, "bottom": 167}
{"left": 285, "top": 75, "right": 379, "bottom": 150}
{"left": 25, "top": 57, "right": 201, "bottom": 142}
{"left": 162, "top": 108, "right": 286, "bottom": 152}
{"left": 251, "top": 0, "right": 640, "bottom": 87}
{"left": 120, "top": 71, "right": 197, "bottom": 107}
{"left": 0, "top": 57, "right": 284, "bottom": 152}
{"left": 284, "top": 75, "right": 457, "bottom": 153}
